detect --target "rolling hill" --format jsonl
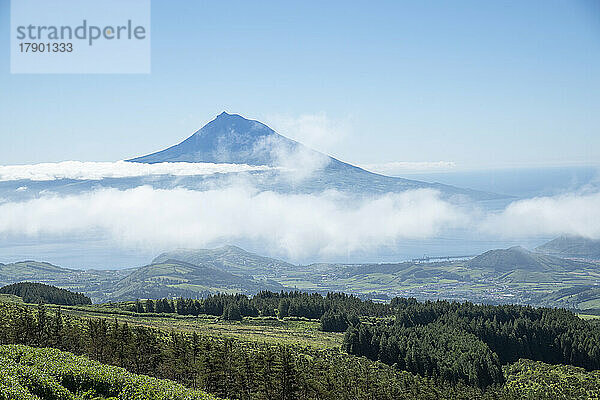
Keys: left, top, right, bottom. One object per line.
{"left": 534, "top": 285, "right": 600, "bottom": 311}
{"left": 466, "top": 246, "right": 593, "bottom": 273}
{"left": 0, "top": 261, "right": 73, "bottom": 283}
{"left": 152, "top": 245, "right": 295, "bottom": 275}
{"left": 107, "top": 258, "right": 284, "bottom": 301}
{"left": 535, "top": 236, "right": 600, "bottom": 260}
{"left": 2, "top": 244, "right": 599, "bottom": 307}
{"left": 0, "top": 261, "right": 131, "bottom": 303}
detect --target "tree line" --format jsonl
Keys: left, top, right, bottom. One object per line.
{"left": 128, "top": 291, "right": 391, "bottom": 330}
{"left": 0, "top": 282, "right": 91, "bottom": 305}
{"left": 0, "top": 302, "right": 519, "bottom": 400}
{"left": 4, "top": 283, "right": 598, "bottom": 395}
{"left": 344, "top": 299, "right": 600, "bottom": 388}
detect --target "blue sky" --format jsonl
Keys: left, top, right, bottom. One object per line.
{"left": 0, "top": 0, "right": 598, "bottom": 169}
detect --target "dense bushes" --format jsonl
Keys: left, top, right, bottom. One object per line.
{"left": 0, "top": 344, "right": 217, "bottom": 400}
{"left": 503, "top": 359, "right": 600, "bottom": 399}
{"left": 0, "top": 282, "right": 91, "bottom": 305}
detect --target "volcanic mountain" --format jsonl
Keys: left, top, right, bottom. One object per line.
{"left": 535, "top": 236, "right": 600, "bottom": 260}
{"left": 152, "top": 245, "right": 294, "bottom": 275}
{"left": 466, "top": 246, "right": 593, "bottom": 273}
{"left": 128, "top": 112, "right": 500, "bottom": 199}
{"left": 129, "top": 112, "right": 312, "bottom": 165}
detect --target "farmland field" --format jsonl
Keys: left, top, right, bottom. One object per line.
{"left": 52, "top": 304, "right": 344, "bottom": 348}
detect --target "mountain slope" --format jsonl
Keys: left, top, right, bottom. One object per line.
{"left": 128, "top": 112, "right": 502, "bottom": 199}
{"left": 109, "top": 259, "right": 284, "bottom": 301}
{"left": 534, "top": 285, "right": 600, "bottom": 310}
{"left": 129, "top": 112, "right": 309, "bottom": 165}
{"left": 466, "top": 246, "right": 592, "bottom": 273}
{"left": 0, "top": 261, "right": 75, "bottom": 286}
{"left": 536, "top": 236, "right": 600, "bottom": 260}
{"left": 0, "top": 261, "right": 132, "bottom": 303}
{"left": 152, "top": 245, "right": 295, "bottom": 275}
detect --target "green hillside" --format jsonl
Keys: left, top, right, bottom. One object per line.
{"left": 536, "top": 236, "right": 600, "bottom": 260}
{"left": 152, "top": 245, "right": 295, "bottom": 275}
{"left": 535, "top": 285, "right": 600, "bottom": 310}
{"left": 466, "top": 246, "right": 592, "bottom": 272}
{"left": 0, "top": 261, "right": 74, "bottom": 283}
{"left": 269, "top": 247, "right": 599, "bottom": 307}
{"left": 0, "top": 261, "right": 131, "bottom": 303}
{"left": 2, "top": 245, "right": 599, "bottom": 309}
{"left": 108, "top": 259, "right": 284, "bottom": 301}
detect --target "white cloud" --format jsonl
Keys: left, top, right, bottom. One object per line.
{"left": 0, "top": 177, "right": 598, "bottom": 260}
{"left": 481, "top": 192, "right": 600, "bottom": 239}
{"left": 363, "top": 161, "right": 457, "bottom": 175}
{"left": 259, "top": 112, "right": 356, "bottom": 181}
{"left": 0, "top": 161, "right": 274, "bottom": 182}
{"left": 265, "top": 112, "right": 350, "bottom": 154}
{"left": 0, "top": 186, "right": 467, "bottom": 259}
{"left": 252, "top": 135, "right": 331, "bottom": 182}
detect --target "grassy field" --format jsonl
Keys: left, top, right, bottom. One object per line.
{"left": 22, "top": 294, "right": 600, "bottom": 350}
{"left": 46, "top": 303, "right": 344, "bottom": 349}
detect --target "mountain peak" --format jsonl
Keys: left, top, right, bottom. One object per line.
{"left": 216, "top": 111, "right": 234, "bottom": 118}
{"left": 198, "top": 112, "right": 271, "bottom": 138}
{"left": 127, "top": 112, "right": 294, "bottom": 165}
{"left": 536, "top": 236, "right": 600, "bottom": 259}
{"left": 125, "top": 112, "right": 503, "bottom": 200}
{"left": 507, "top": 246, "right": 528, "bottom": 253}
{"left": 127, "top": 111, "right": 290, "bottom": 165}
{"left": 213, "top": 111, "right": 242, "bottom": 122}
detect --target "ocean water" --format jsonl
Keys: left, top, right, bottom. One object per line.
{"left": 403, "top": 165, "right": 599, "bottom": 199}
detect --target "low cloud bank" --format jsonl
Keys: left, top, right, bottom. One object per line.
{"left": 0, "top": 186, "right": 466, "bottom": 259}
{"left": 0, "top": 184, "right": 597, "bottom": 259}
{"left": 0, "top": 161, "right": 274, "bottom": 182}
{"left": 481, "top": 191, "right": 600, "bottom": 239}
